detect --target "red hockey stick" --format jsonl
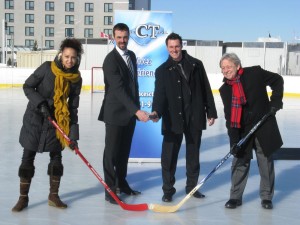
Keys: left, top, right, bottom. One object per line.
{"left": 48, "top": 117, "right": 148, "bottom": 211}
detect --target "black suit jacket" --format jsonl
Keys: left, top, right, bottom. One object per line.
{"left": 98, "top": 48, "right": 140, "bottom": 126}
{"left": 219, "top": 66, "right": 284, "bottom": 157}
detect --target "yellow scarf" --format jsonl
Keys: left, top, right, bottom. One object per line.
{"left": 51, "top": 61, "right": 81, "bottom": 148}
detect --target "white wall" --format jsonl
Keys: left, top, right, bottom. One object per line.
{"left": 184, "top": 46, "right": 223, "bottom": 74}
{"left": 80, "top": 44, "right": 114, "bottom": 70}
{"left": 0, "top": 67, "right": 91, "bottom": 89}
{"left": 0, "top": 68, "right": 299, "bottom": 95}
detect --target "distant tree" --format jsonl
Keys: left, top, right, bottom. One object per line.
{"left": 32, "top": 40, "right": 38, "bottom": 51}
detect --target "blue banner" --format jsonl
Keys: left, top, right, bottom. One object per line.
{"left": 114, "top": 10, "right": 172, "bottom": 161}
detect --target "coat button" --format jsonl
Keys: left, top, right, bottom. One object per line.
{"left": 178, "top": 96, "right": 181, "bottom": 99}
{"left": 179, "top": 112, "right": 182, "bottom": 115}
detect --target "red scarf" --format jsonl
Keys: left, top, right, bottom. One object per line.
{"left": 226, "top": 68, "right": 246, "bottom": 128}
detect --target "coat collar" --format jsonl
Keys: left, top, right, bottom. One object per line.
{"left": 164, "top": 50, "right": 197, "bottom": 71}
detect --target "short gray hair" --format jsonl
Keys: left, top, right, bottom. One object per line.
{"left": 219, "top": 53, "right": 242, "bottom": 68}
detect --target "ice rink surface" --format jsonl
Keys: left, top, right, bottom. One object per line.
{"left": 0, "top": 88, "right": 299, "bottom": 225}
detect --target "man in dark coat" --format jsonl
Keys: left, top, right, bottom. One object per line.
{"left": 150, "top": 32, "right": 218, "bottom": 202}
{"left": 98, "top": 23, "right": 149, "bottom": 205}
{"left": 12, "top": 38, "right": 83, "bottom": 212}
{"left": 219, "top": 52, "right": 283, "bottom": 210}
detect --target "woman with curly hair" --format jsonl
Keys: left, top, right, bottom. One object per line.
{"left": 12, "top": 38, "right": 83, "bottom": 212}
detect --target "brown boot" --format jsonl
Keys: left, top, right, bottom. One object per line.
{"left": 48, "top": 176, "right": 67, "bottom": 208}
{"left": 12, "top": 178, "right": 31, "bottom": 212}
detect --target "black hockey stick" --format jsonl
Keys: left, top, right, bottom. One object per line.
{"left": 149, "top": 112, "right": 272, "bottom": 212}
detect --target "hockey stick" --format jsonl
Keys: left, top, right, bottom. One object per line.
{"left": 48, "top": 117, "right": 148, "bottom": 211}
{"left": 149, "top": 112, "right": 272, "bottom": 213}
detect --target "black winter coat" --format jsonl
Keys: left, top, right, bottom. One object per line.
{"left": 219, "top": 66, "right": 283, "bottom": 157}
{"left": 19, "top": 61, "right": 82, "bottom": 152}
{"left": 152, "top": 50, "right": 217, "bottom": 134}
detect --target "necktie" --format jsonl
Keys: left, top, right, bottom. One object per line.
{"left": 124, "top": 52, "right": 135, "bottom": 80}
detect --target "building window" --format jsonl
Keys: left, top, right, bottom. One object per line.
{"left": 25, "top": 14, "right": 34, "bottom": 23}
{"left": 84, "top": 16, "right": 93, "bottom": 25}
{"left": 45, "top": 27, "right": 54, "bottom": 37}
{"left": 7, "top": 26, "right": 14, "bottom": 35}
{"left": 25, "top": 27, "right": 34, "bottom": 36}
{"left": 104, "top": 16, "right": 113, "bottom": 25}
{"left": 65, "top": 15, "right": 74, "bottom": 24}
{"left": 5, "top": 13, "right": 14, "bottom": 22}
{"left": 65, "top": 28, "right": 74, "bottom": 37}
{"left": 25, "top": 1, "right": 34, "bottom": 10}
{"left": 5, "top": 0, "right": 14, "bottom": 9}
{"left": 45, "top": 40, "right": 54, "bottom": 49}
{"left": 25, "top": 39, "right": 35, "bottom": 48}
{"left": 85, "top": 3, "right": 94, "bottom": 12}
{"left": 84, "top": 28, "right": 93, "bottom": 38}
{"left": 45, "top": 15, "right": 54, "bottom": 24}
{"left": 104, "top": 3, "right": 113, "bottom": 12}
{"left": 45, "top": 1, "right": 54, "bottom": 11}
{"left": 129, "top": 0, "right": 134, "bottom": 10}
{"left": 7, "top": 39, "right": 13, "bottom": 47}
{"left": 104, "top": 29, "right": 112, "bottom": 37}
{"left": 65, "top": 2, "right": 74, "bottom": 12}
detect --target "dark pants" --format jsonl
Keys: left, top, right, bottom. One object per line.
{"left": 103, "top": 118, "right": 136, "bottom": 196}
{"left": 161, "top": 128, "right": 202, "bottom": 195}
{"left": 19, "top": 149, "right": 63, "bottom": 178}
{"left": 21, "top": 149, "right": 62, "bottom": 166}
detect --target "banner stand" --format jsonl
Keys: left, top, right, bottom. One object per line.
{"left": 114, "top": 10, "right": 172, "bottom": 162}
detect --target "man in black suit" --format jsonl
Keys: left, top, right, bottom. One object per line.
{"left": 98, "top": 23, "right": 149, "bottom": 204}
{"left": 150, "top": 33, "right": 218, "bottom": 202}
{"left": 219, "top": 53, "right": 283, "bottom": 210}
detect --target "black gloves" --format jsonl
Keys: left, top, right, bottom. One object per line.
{"left": 230, "top": 143, "right": 241, "bottom": 157}
{"left": 270, "top": 107, "right": 279, "bottom": 116}
{"left": 69, "top": 140, "right": 78, "bottom": 150}
{"left": 39, "top": 102, "right": 50, "bottom": 118}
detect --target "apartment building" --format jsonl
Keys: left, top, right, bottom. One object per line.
{"left": 0, "top": 0, "right": 151, "bottom": 52}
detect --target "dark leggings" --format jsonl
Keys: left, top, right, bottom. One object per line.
{"left": 19, "top": 149, "right": 63, "bottom": 178}
{"left": 21, "top": 149, "right": 62, "bottom": 166}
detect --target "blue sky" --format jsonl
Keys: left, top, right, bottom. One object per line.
{"left": 151, "top": 0, "right": 300, "bottom": 42}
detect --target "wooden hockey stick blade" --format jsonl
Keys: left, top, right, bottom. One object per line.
{"left": 48, "top": 117, "right": 149, "bottom": 211}
{"left": 149, "top": 113, "right": 272, "bottom": 213}
{"left": 149, "top": 152, "right": 232, "bottom": 213}
{"left": 148, "top": 153, "right": 231, "bottom": 213}
{"left": 149, "top": 183, "right": 203, "bottom": 213}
